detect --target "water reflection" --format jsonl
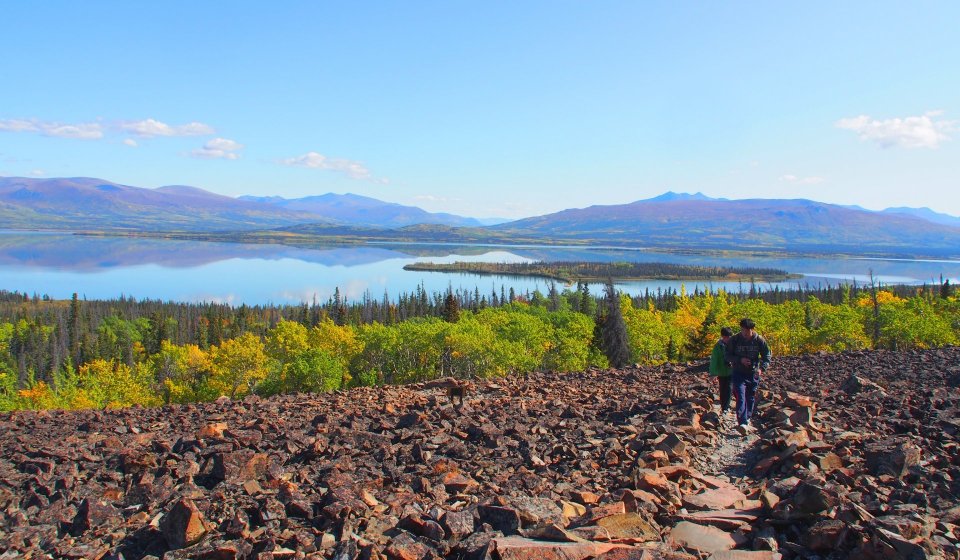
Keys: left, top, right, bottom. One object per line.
{"left": 0, "top": 233, "right": 957, "bottom": 304}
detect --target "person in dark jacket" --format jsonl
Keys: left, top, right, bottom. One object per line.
{"left": 709, "top": 326, "right": 734, "bottom": 416}
{"left": 725, "top": 318, "right": 771, "bottom": 431}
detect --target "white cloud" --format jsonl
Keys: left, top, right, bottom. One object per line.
{"left": 123, "top": 138, "right": 138, "bottom": 147}
{"left": 836, "top": 111, "right": 955, "bottom": 149}
{"left": 0, "top": 118, "right": 104, "bottom": 139}
{"left": 279, "top": 151, "right": 376, "bottom": 180}
{"left": 779, "top": 174, "right": 825, "bottom": 185}
{"left": 190, "top": 137, "right": 243, "bottom": 160}
{"left": 120, "top": 118, "right": 215, "bottom": 138}
{"left": 28, "top": 169, "right": 46, "bottom": 177}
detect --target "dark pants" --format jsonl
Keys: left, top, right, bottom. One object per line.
{"left": 731, "top": 370, "right": 760, "bottom": 425}
{"left": 717, "top": 376, "right": 732, "bottom": 412}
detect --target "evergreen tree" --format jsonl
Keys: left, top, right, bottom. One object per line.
{"left": 547, "top": 282, "right": 560, "bottom": 312}
{"left": 579, "top": 282, "right": 592, "bottom": 315}
{"left": 442, "top": 290, "right": 460, "bottom": 323}
{"left": 600, "top": 280, "right": 631, "bottom": 368}
{"left": 68, "top": 292, "right": 81, "bottom": 365}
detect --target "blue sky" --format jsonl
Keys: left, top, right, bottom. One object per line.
{"left": 1, "top": 1, "right": 958, "bottom": 218}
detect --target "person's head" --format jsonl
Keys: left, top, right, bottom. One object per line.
{"left": 739, "top": 318, "right": 756, "bottom": 337}
{"left": 720, "top": 326, "right": 733, "bottom": 341}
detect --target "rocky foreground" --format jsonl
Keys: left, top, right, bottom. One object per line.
{"left": 1, "top": 348, "right": 959, "bottom": 560}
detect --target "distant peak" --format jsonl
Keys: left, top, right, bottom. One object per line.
{"left": 643, "top": 191, "right": 719, "bottom": 203}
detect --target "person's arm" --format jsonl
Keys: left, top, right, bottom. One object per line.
{"left": 758, "top": 337, "right": 772, "bottom": 372}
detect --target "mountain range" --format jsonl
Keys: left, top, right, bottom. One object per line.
{"left": 2, "top": 177, "right": 959, "bottom": 256}
{"left": 238, "top": 193, "right": 492, "bottom": 228}
{"left": 0, "top": 177, "right": 487, "bottom": 231}
{"left": 489, "top": 194, "right": 960, "bottom": 255}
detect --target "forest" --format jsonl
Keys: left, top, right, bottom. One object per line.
{"left": 0, "top": 277, "right": 956, "bottom": 411}
{"left": 402, "top": 260, "right": 797, "bottom": 283}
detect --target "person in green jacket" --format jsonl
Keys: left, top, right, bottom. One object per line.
{"left": 709, "top": 326, "right": 734, "bottom": 416}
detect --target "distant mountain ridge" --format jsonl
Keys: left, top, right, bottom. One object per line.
{"left": 0, "top": 177, "right": 491, "bottom": 232}
{"left": 239, "top": 193, "right": 486, "bottom": 228}
{"left": 880, "top": 206, "right": 960, "bottom": 228}
{"left": 0, "top": 177, "right": 326, "bottom": 232}
{"left": 490, "top": 196, "right": 960, "bottom": 255}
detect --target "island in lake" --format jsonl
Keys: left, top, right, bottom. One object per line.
{"left": 403, "top": 260, "right": 801, "bottom": 284}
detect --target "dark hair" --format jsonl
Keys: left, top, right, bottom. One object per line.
{"left": 740, "top": 318, "right": 756, "bottom": 329}
{"left": 720, "top": 327, "right": 733, "bottom": 337}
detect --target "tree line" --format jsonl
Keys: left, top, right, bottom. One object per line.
{"left": 0, "top": 277, "right": 955, "bottom": 411}
{"left": 403, "top": 260, "right": 795, "bottom": 283}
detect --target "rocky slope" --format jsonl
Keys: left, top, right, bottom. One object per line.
{"left": 1, "top": 348, "right": 959, "bottom": 559}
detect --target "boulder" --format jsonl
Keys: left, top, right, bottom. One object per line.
{"left": 161, "top": 498, "right": 207, "bottom": 549}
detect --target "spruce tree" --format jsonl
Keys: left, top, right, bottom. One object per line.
{"left": 442, "top": 290, "right": 460, "bottom": 323}
{"left": 600, "top": 279, "right": 631, "bottom": 368}
{"left": 68, "top": 292, "right": 81, "bottom": 365}
{"left": 578, "top": 282, "right": 592, "bottom": 315}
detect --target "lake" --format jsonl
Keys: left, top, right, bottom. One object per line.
{"left": 1, "top": 232, "right": 958, "bottom": 305}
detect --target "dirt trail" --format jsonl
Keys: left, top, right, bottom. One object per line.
{"left": 692, "top": 410, "right": 763, "bottom": 484}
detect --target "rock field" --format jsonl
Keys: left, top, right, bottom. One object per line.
{"left": 1, "top": 346, "right": 959, "bottom": 559}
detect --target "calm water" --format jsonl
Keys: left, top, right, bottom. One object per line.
{"left": 1, "top": 232, "right": 958, "bottom": 305}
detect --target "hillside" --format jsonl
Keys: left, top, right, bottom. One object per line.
{"left": 491, "top": 197, "right": 960, "bottom": 256}
{"left": 1, "top": 347, "right": 958, "bottom": 558}
{"left": 0, "top": 177, "right": 325, "bottom": 232}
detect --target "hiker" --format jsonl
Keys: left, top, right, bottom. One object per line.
{"left": 725, "top": 318, "right": 771, "bottom": 431}
{"left": 709, "top": 326, "right": 734, "bottom": 418}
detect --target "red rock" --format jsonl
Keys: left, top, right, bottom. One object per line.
{"left": 804, "top": 519, "right": 850, "bottom": 552}
{"left": 752, "top": 456, "right": 777, "bottom": 476}
{"left": 593, "top": 549, "right": 656, "bottom": 560}
{"left": 634, "top": 470, "right": 673, "bottom": 493}
{"left": 478, "top": 504, "right": 521, "bottom": 535}
{"left": 243, "top": 479, "right": 263, "bottom": 495}
{"left": 657, "top": 465, "right": 702, "bottom": 480}
{"left": 790, "top": 480, "right": 839, "bottom": 515}
{"left": 669, "top": 521, "right": 739, "bottom": 554}
{"left": 865, "top": 440, "right": 922, "bottom": 478}
{"left": 580, "top": 502, "right": 627, "bottom": 523}
{"left": 572, "top": 491, "right": 600, "bottom": 505}
{"left": 783, "top": 429, "right": 810, "bottom": 449}
{"left": 707, "top": 552, "right": 783, "bottom": 560}
{"left": 198, "top": 422, "right": 228, "bottom": 439}
{"left": 790, "top": 407, "right": 816, "bottom": 427}
{"left": 678, "top": 509, "right": 758, "bottom": 531}
{"left": 211, "top": 450, "right": 271, "bottom": 484}
{"left": 561, "top": 500, "right": 588, "bottom": 519}
{"left": 760, "top": 492, "right": 780, "bottom": 510}
{"left": 785, "top": 393, "right": 815, "bottom": 407}
{"left": 655, "top": 434, "right": 687, "bottom": 457}
{"left": 493, "top": 536, "right": 628, "bottom": 560}
{"left": 682, "top": 487, "right": 747, "bottom": 511}
{"left": 442, "top": 471, "right": 479, "bottom": 493}
{"left": 523, "top": 523, "right": 590, "bottom": 543}
{"left": 816, "top": 452, "right": 843, "bottom": 472}
{"left": 161, "top": 498, "right": 207, "bottom": 549}
{"left": 399, "top": 513, "right": 446, "bottom": 542}
{"left": 385, "top": 531, "right": 438, "bottom": 560}
{"left": 70, "top": 498, "right": 120, "bottom": 536}
{"left": 595, "top": 513, "right": 660, "bottom": 542}
{"left": 441, "top": 509, "right": 475, "bottom": 539}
